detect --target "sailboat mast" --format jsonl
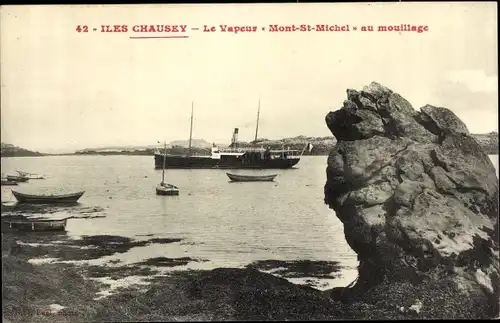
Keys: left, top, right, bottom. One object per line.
{"left": 188, "top": 101, "right": 194, "bottom": 154}
{"left": 162, "top": 142, "right": 166, "bottom": 184}
{"left": 254, "top": 99, "right": 260, "bottom": 143}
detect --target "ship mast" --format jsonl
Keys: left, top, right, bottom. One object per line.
{"left": 161, "top": 141, "right": 166, "bottom": 184}
{"left": 188, "top": 101, "right": 194, "bottom": 155}
{"left": 254, "top": 99, "right": 260, "bottom": 143}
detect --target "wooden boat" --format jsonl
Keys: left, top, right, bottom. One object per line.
{"left": 226, "top": 173, "right": 277, "bottom": 182}
{"left": 3, "top": 217, "right": 72, "bottom": 232}
{"left": 156, "top": 141, "right": 180, "bottom": 196}
{"left": 16, "top": 170, "right": 45, "bottom": 179}
{"left": 6, "top": 175, "right": 29, "bottom": 182}
{"left": 1, "top": 179, "right": 18, "bottom": 186}
{"left": 11, "top": 190, "right": 85, "bottom": 204}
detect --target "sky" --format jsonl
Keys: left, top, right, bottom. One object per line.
{"left": 0, "top": 3, "right": 498, "bottom": 153}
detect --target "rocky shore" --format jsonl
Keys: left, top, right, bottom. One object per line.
{"left": 1, "top": 231, "right": 449, "bottom": 322}
{"left": 324, "top": 82, "right": 499, "bottom": 319}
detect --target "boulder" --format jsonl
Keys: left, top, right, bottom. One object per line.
{"left": 324, "top": 82, "right": 499, "bottom": 319}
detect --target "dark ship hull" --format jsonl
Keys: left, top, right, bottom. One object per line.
{"left": 154, "top": 153, "right": 300, "bottom": 169}
{"left": 154, "top": 106, "right": 303, "bottom": 170}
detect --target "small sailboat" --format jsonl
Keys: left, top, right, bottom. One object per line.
{"left": 156, "top": 141, "right": 179, "bottom": 196}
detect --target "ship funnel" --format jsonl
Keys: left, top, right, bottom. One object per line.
{"left": 231, "top": 128, "right": 239, "bottom": 145}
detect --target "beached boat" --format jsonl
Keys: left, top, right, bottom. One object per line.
{"left": 16, "top": 170, "right": 45, "bottom": 179}
{"left": 6, "top": 175, "right": 29, "bottom": 182}
{"left": 226, "top": 173, "right": 278, "bottom": 182}
{"left": 11, "top": 190, "right": 85, "bottom": 204}
{"left": 1, "top": 179, "right": 19, "bottom": 186}
{"left": 3, "top": 217, "right": 72, "bottom": 232}
{"left": 156, "top": 141, "right": 180, "bottom": 196}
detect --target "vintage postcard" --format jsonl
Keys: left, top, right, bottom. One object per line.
{"left": 1, "top": 2, "right": 498, "bottom": 321}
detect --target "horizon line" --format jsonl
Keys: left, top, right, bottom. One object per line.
{"left": 2, "top": 130, "right": 498, "bottom": 153}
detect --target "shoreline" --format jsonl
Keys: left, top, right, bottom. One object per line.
{"left": 2, "top": 230, "right": 349, "bottom": 321}
{"left": 4, "top": 227, "right": 485, "bottom": 321}
{"left": 1, "top": 206, "right": 355, "bottom": 321}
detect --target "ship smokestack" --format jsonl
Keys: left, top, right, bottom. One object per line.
{"left": 231, "top": 128, "right": 239, "bottom": 148}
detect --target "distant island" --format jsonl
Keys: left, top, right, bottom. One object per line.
{"left": 0, "top": 143, "right": 44, "bottom": 157}
{"left": 1, "top": 132, "right": 498, "bottom": 157}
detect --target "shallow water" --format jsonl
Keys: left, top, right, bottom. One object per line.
{"left": 1, "top": 155, "right": 359, "bottom": 289}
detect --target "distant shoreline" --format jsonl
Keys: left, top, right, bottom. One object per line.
{"left": 1, "top": 132, "right": 498, "bottom": 157}
{"left": 0, "top": 151, "right": 331, "bottom": 157}
{"left": 2, "top": 151, "right": 499, "bottom": 158}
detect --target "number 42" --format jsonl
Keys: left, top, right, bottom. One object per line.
{"left": 76, "top": 25, "right": 89, "bottom": 32}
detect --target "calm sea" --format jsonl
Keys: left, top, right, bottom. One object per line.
{"left": 1, "top": 154, "right": 498, "bottom": 291}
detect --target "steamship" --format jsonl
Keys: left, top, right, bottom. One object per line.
{"left": 153, "top": 101, "right": 302, "bottom": 169}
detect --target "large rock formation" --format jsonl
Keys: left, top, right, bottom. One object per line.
{"left": 324, "top": 82, "right": 499, "bottom": 319}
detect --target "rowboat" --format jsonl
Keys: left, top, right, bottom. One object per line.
{"left": 226, "top": 173, "right": 278, "bottom": 182}
{"left": 3, "top": 217, "right": 72, "bottom": 232}
{"left": 16, "top": 170, "right": 45, "bottom": 179}
{"left": 1, "top": 179, "right": 18, "bottom": 186}
{"left": 6, "top": 175, "right": 29, "bottom": 182}
{"left": 11, "top": 190, "right": 85, "bottom": 204}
